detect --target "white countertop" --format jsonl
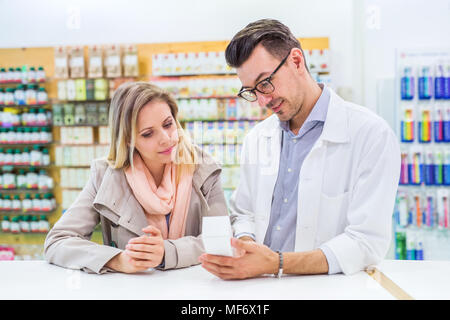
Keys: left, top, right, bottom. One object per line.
{"left": 0, "top": 260, "right": 393, "bottom": 300}
{"left": 373, "top": 259, "right": 450, "bottom": 300}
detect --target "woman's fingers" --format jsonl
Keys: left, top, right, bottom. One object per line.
{"left": 125, "top": 249, "right": 161, "bottom": 262}
{"left": 128, "top": 235, "right": 163, "bottom": 246}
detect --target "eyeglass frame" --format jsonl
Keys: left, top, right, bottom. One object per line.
{"left": 237, "top": 52, "right": 290, "bottom": 102}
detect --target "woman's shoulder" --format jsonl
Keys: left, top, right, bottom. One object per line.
{"left": 191, "top": 144, "right": 222, "bottom": 186}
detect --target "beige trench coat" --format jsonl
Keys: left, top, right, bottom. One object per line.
{"left": 44, "top": 150, "right": 229, "bottom": 274}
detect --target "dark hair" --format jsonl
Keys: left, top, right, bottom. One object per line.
{"left": 225, "top": 19, "right": 308, "bottom": 72}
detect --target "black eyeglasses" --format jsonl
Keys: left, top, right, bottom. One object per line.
{"left": 237, "top": 52, "right": 290, "bottom": 102}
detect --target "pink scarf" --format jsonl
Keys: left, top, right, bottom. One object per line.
{"left": 124, "top": 152, "right": 193, "bottom": 240}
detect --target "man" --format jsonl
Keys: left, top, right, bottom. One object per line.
{"left": 199, "top": 19, "right": 400, "bottom": 279}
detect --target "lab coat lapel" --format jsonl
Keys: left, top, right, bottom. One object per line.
{"left": 257, "top": 123, "right": 282, "bottom": 238}
{"left": 295, "top": 90, "right": 350, "bottom": 251}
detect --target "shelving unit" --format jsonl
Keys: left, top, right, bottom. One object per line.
{"left": 0, "top": 37, "right": 330, "bottom": 259}
{"left": 393, "top": 48, "right": 450, "bottom": 261}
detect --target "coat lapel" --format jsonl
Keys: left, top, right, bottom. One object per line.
{"left": 93, "top": 166, "right": 148, "bottom": 237}
{"left": 295, "top": 89, "right": 350, "bottom": 251}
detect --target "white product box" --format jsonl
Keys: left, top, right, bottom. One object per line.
{"left": 202, "top": 216, "right": 235, "bottom": 257}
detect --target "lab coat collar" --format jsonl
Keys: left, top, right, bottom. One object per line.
{"left": 260, "top": 86, "right": 350, "bottom": 144}
{"left": 320, "top": 88, "right": 350, "bottom": 144}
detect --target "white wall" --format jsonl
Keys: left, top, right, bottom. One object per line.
{"left": 0, "top": 0, "right": 358, "bottom": 102}
{"left": 362, "top": 0, "right": 450, "bottom": 111}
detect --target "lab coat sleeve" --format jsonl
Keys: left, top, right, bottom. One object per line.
{"left": 322, "top": 124, "right": 401, "bottom": 275}
{"left": 229, "top": 134, "right": 256, "bottom": 238}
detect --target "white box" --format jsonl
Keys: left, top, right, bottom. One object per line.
{"left": 202, "top": 216, "right": 235, "bottom": 257}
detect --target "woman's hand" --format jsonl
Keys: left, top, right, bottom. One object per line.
{"left": 106, "top": 225, "right": 165, "bottom": 274}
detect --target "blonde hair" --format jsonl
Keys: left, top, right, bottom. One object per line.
{"left": 107, "top": 81, "right": 196, "bottom": 181}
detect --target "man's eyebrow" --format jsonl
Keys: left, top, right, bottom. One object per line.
{"left": 241, "top": 72, "right": 271, "bottom": 89}
{"left": 139, "top": 116, "right": 172, "bottom": 133}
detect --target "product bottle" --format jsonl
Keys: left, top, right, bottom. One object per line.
{"left": 22, "top": 193, "right": 32, "bottom": 212}
{"left": 17, "top": 169, "right": 26, "bottom": 189}
{"left": 12, "top": 194, "right": 21, "bottom": 211}
{"left": 38, "top": 170, "right": 50, "bottom": 190}
{"left": 1, "top": 216, "right": 10, "bottom": 232}
{"left": 3, "top": 195, "right": 12, "bottom": 210}
{"left": 30, "top": 145, "right": 41, "bottom": 165}
{"left": 10, "top": 216, "right": 20, "bottom": 234}
{"left": 0, "top": 88, "right": 4, "bottom": 105}
{"left": 28, "top": 67, "right": 36, "bottom": 83}
{"left": 14, "top": 84, "right": 26, "bottom": 105}
{"left": 26, "top": 167, "right": 38, "bottom": 189}
{"left": 15, "top": 128, "right": 23, "bottom": 144}
{"left": 37, "top": 89, "right": 48, "bottom": 105}
{"left": 401, "top": 66, "right": 415, "bottom": 100}
{"left": 41, "top": 193, "right": 51, "bottom": 211}
{"left": 13, "top": 149, "right": 22, "bottom": 165}
{"left": 0, "top": 148, "right": 4, "bottom": 165}
{"left": 4, "top": 149, "right": 13, "bottom": 165}
{"left": 30, "top": 128, "right": 40, "bottom": 144}
{"left": 41, "top": 148, "right": 50, "bottom": 165}
{"left": 25, "top": 84, "right": 37, "bottom": 105}
{"left": 32, "top": 194, "right": 41, "bottom": 211}
{"left": 4, "top": 88, "right": 15, "bottom": 105}
{"left": 30, "top": 216, "right": 39, "bottom": 233}
{"left": 37, "top": 108, "right": 47, "bottom": 126}
{"left": 37, "top": 67, "right": 46, "bottom": 83}
{"left": 21, "top": 147, "right": 30, "bottom": 165}
{"left": 39, "top": 215, "right": 49, "bottom": 233}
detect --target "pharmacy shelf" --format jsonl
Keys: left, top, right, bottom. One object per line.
{"left": 176, "top": 96, "right": 238, "bottom": 100}
{"left": 0, "top": 104, "right": 50, "bottom": 108}
{"left": 51, "top": 99, "right": 110, "bottom": 104}
{"left": 0, "top": 232, "right": 48, "bottom": 245}
{"left": 0, "top": 125, "right": 52, "bottom": 129}
{"left": 0, "top": 80, "right": 47, "bottom": 86}
{"left": 0, "top": 165, "right": 51, "bottom": 170}
{"left": 153, "top": 73, "right": 236, "bottom": 77}
{"left": 0, "top": 189, "right": 54, "bottom": 194}
{"left": 180, "top": 118, "right": 262, "bottom": 122}
{"left": 0, "top": 143, "right": 52, "bottom": 147}
{"left": 52, "top": 124, "right": 107, "bottom": 127}
{"left": 0, "top": 209, "right": 56, "bottom": 216}
{"left": 52, "top": 165, "right": 91, "bottom": 168}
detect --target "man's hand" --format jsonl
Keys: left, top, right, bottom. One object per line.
{"left": 199, "top": 237, "right": 278, "bottom": 280}
{"left": 106, "top": 225, "right": 165, "bottom": 273}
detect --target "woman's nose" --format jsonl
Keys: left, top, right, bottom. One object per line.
{"left": 159, "top": 130, "right": 170, "bottom": 145}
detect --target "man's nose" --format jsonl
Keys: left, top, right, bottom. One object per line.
{"left": 256, "top": 92, "right": 273, "bottom": 108}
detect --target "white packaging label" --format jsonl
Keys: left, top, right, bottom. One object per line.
{"left": 201, "top": 216, "right": 235, "bottom": 257}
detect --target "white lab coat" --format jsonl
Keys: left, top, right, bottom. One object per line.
{"left": 229, "top": 88, "right": 401, "bottom": 275}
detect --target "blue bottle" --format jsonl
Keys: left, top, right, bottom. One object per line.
{"left": 401, "top": 67, "right": 414, "bottom": 100}
{"left": 418, "top": 66, "right": 432, "bottom": 100}
{"left": 435, "top": 64, "right": 445, "bottom": 99}
{"left": 445, "top": 65, "right": 450, "bottom": 99}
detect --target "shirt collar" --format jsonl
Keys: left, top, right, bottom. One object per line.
{"left": 280, "top": 83, "right": 330, "bottom": 133}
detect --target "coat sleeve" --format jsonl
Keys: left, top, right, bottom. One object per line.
{"left": 322, "top": 123, "right": 401, "bottom": 275}
{"left": 161, "top": 168, "right": 229, "bottom": 270}
{"left": 43, "top": 160, "right": 123, "bottom": 274}
{"left": 229, "top": 133, "right": 257, "bottom": 238}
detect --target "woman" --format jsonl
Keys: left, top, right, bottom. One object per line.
{"left": 44, "top": 82, "right": 229, "bottom": 274}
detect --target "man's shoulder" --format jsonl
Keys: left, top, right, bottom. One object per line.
{"left": 337, "top": 97, "right": 393, "bottom": 135}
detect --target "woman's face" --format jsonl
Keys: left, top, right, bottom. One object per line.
{"left": 134, "top": 100, "right": 179, "bottom": 165}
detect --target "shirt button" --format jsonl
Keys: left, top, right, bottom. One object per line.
{"left": 276, "top": 226, "right": 281, "bottom": 231}
{"left": 284, "top": 198, "right": 288, "bottom": 203}
{"left": 287, "top": 168, "right": 292, "bottom": 172}
{"left": 293, "top": 139, "right": 298, "bottom": 143}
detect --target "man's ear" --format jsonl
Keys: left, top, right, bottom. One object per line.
{"left": 290, "top": 48, "right": 306, "bottom": 73}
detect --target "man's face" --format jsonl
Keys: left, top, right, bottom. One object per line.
{"left": 236, "top": 44, "right": 304, "bottom": 123}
